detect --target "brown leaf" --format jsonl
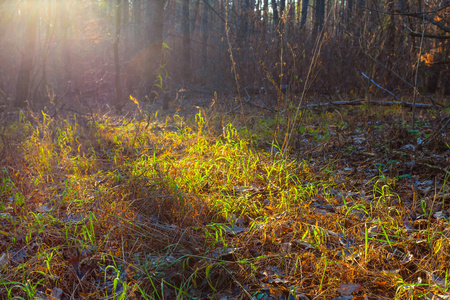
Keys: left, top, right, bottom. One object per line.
{"left": 337, "top": 283, "right": 361, "bottom": 296}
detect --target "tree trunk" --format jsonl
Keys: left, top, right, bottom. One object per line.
{"left": 150, "top": 0, "right": 165, "bottom": 107}
{"left": 152, "top": 0, "right": 164, "bottom": 51}
{"left": 15, "top": 0, "right": 38, "bottom": 107}
{"left": 347, "top": 0, "right": 353, "bottom": 24}
{"left": 121, "top": 0, "right": 130, "bottom": 53}
{"left": 287, "top": 0, "right": 295, "bottom": 37}
{"left": 133, "top": 0, "right": 142, "bottom": 51}
{"left": 356, "top": 0, "right": 365, "bottom": 37}
{"left": 272, "top": 0, "right": 279, "bottom": 27}
{"left": 113, "top": 0, "right": 123, "bottom": 111}
{"left": 263, "top": 0, "right": 269, "bottom": 24}
{"left": 201, "top": 0, "right": 209, "bottom": 69}
{"left": 122, "top": 0, "right": 129, "bottom": 25}
{"left": 280, "top": 0, "right": 285, "bottom": 19}
{"left": 182, "top": 0, "right": 191, "bottom": 84}
{"left": 384, "top": 0, "right": 396, "bottom": 87}
{"left": 57, "top": 0, "right": 72, "bottom": 91}
{"left": 140, "top": 0, "right": 164, "bottom": 98}
{"left": 35, "top": 0, "right": 56, "bottom": 105}
{"left": 300, "top": 0, "right": 308, "bottom": 28}
{"left": 314, "top": 0, "right": 325, "bottom": 34}
{"left": 239, "top": 0, "right": 250, "bottom": 45}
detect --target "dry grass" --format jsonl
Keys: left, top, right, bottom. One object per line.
{"left": 0, "top": 102, "right": 449, "bottom": 299}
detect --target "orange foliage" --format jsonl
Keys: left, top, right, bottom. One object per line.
{"left": 420, "top": 53, "right": 434, "bottom": 64}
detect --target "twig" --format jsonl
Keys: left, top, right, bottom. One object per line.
{"left": 64, "top": 107, "right": 91, "bottom": 117}
{"left": 299, "top": 141, "right": 328, "bottom": 157}
{"left": 422, "top": 117, "right": 450, "bottom": 147}
{"left": 397, "top": 9, "right": 450, "bottom": 33}
{"left": 361, "top": 72, "right": 399, "bottom": 100}
{"left": 201, "top": 0, "right": 226, "bottom": 23}
{"left": 417, "top": 162, "right": 450, "bottom": 177}
{"left": 226, "top": 95, "right": 252, "bottom": 114}
{"left": 246, "top": 100, "right": 278, "bottom": 112}
{"left": 407, "top": 28, "right": 450, "bottom": 39}
{"left": 357, "top": 151, "right": 376, "bottom": 157}
{"left": 391, "top": 150, "right": 450, "bottom": 176}
{"left": 225, "top": 6, "right": 244, "bottom": 118}
{"left": 357, "top": 3, "right": 450, "bottom": 17}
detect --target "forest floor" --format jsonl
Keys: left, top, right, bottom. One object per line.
{"left": 0, "top": 94, "right": 449, "bottom": 299}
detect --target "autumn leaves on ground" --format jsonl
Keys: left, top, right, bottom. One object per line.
{"left": 0, "top": 101, "right": 449, "bottom": 299}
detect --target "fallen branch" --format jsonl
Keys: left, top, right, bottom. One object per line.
{"left": 428, "top": 96, "right": 448, "bottom": 108}
{"left": 226, "top": 91, "right": 252, "bottom": 114}
{"left": 247, "top": 101, "right": 278, "bottom": 112}
{"left": 304, "top": 100, "right": 433, "bottom": 109}
{"left": 227, "top": 88, "right": 278, "bottom": 114}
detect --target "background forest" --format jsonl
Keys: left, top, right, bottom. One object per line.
{"left": 0, "top": 0, "right": 449, "bottom": 110}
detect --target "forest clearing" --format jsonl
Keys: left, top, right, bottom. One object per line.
{"left": 0, "top": 0, "right": 449, "bottom": 299}
{"left": 0, "top": 100, "right": 449, "bottom": 299}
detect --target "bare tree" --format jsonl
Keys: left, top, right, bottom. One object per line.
{"left": 262, "top": 0, "right": 267, "bottom": 24}
{"left": 272, "top": 0, "right": 279, "bottom": 26}
{"left": 182, "top": 0, "right": 191, "bottom": 83}
{"left": 300, "top": 0, "right": 309, "bottom": 28}
{"left": 314, "top": 0, "right": 325, "bottom": 34}
{"left": 133, "top": 0, "right": 142, "bottom": 51}
{"left": 202, "top": 0, "right": 210, "bottom": 69}
{"left": 113, "top": 0, "right": 123, "bottom": 111}
{"left": 15, "top": 0, "right": 38, "bottom": 107}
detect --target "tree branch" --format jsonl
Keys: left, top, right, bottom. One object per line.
{"left": 359, "top": 41, "right": 415, "bottom": 88}
{"left": 408, "top": 31, "right": 450, "bottom": 39}
{"left": 361, "top": 72, "right": 400, "bottom": 101}
{"left": 397, "top": 9, "right": 450, "bottom": 33}
{"left": 357, "top": 3, "right": 450, "bottom": 16}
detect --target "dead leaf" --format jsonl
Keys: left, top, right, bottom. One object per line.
{"left": 337, "top": 283, "right": 361, "bottom": 295}
{"left": 280, "top": 242, "right": 292, "bottom": 253}
{"left": 332, "top": 296, "right": 354, "bottom": 300}
{"left": 12, "top": 248, "right": 27, "bottom": 263}
{"left": 221, "top": 224, "right": 246, "bottom": 235}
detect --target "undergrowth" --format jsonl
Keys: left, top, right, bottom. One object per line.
{"left": 0, "top": 106, "right": 449, "bottom": 299}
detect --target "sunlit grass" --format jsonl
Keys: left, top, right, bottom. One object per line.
{"left": 0, "top": 106, "right": 448, "bottom": 298}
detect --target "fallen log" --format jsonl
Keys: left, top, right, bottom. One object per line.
{"left": 304, "top": 100, "right": 434, "bottom": 109}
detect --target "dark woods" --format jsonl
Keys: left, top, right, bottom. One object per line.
{"left": 0, "top": 0, "right": 448, "bottom": 111}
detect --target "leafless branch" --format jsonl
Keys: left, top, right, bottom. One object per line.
{"left": 357, "top": 3, "right": 450, "bottom": 16}
{"left": 398, "top": 9, "right": 450, "bottom": 33}
{"left": 408, "top": 31, "right": 450, "bottom": 39}
{"left": 422, "top": 117, "right": 450, "bottom": 147}
{"left": 361, "top": 72, "right": 400, "bottom": 100}
{"left": 359, "top": 41, "right": 415, "bottom": 88}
